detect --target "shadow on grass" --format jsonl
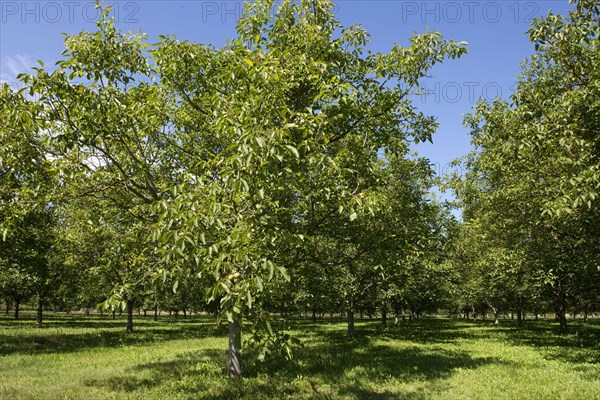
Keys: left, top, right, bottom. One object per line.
{"left": 88, "top": 318, "right": 600, "bottom": 399}
{"left": 496, "top": 320, "right": 600, "bottom": 365}
{"left": 88, "top": 325, "right": 501, "bottom": 400}
{"left": 6, "top": 314, "right": 599, "bottom": 398}
{"left": 0, "top": 314, "right": 225, "bottom": 356}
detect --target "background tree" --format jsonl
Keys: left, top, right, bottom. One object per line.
{"left": 451, "top": 0, "right": 599, "bottom": 332}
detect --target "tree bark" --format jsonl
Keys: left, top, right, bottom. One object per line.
{"left": 153, "top": 305, "right": 158, "bottom": 321}
{"left": 381, "top": 301, "right": 387, "bottom": 328}
{"left": 228, "top": 318, "right": 242, "bottom": 378}
{"left": 491, "top": 305, "right": 500, "bottom": 325}
{"left": 557, "top": 295, "right": 567, "bottom": 334}
{"left": 5, "top": 301, "right": 10, "bottom": 315}
{"left": 555, "top": 278, "right": 568, "bottom": 334}
{"left": 36, "top": 294, "right": 43, "bottom": 327}
{"left": 347, "top": 307, "right": 355, "bottom": 338}
{"left": 126, "top": 300, "right": 134, "bottom": 334}
{"left": 14, "top": 299, "right": 20, "bottom": 320}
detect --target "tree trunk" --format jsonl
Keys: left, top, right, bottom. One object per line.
{"left": 126, "top": 300, "right": 134, "bottom": 334}
{"left": 112, "top": 309, "right": 116, "bottom": 320}
{"left": 557, "top": 296, "right": 567, "bottom": 334}
{"left": 347, "top": 301, "right": 355, "bottom": 338}
{"left": 36, "top": 294, "right": 43, "bottom": 327}
{"left": 491, "top": 305, "right": 500, "bottom": 325}
{"left": 381, "top": 301, "right": 387, "bottom": 328}
{"left": 311, "top": 308, "right": 316, "bottom": 322}
{"left": 5, "top": 301, "right": 10, "bottom": 315}
{"left": 228, "top": 318, "right": 242, "bottom": 378}
{"left": 555, "top": 279, "right": 568, "bottom": 334}
{"left": 14, "top": 299, "right": 20, "bottom": 320}
{"left": 153, "top": 305, "right": 158, "bottom": 321}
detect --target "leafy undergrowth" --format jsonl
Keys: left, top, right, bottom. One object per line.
{"left": 1, "top": 313, "right": 599, "bottom": 399}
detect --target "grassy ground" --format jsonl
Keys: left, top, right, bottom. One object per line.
{"left": 1, "top": 313, "right": 599, "bottom": 399}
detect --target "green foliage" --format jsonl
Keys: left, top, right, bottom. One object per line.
{"left": 0, "top": 0, "right": 468, "bottom": 363}
{"left": 450, "top": 0, "right": 600, "bottom": 331}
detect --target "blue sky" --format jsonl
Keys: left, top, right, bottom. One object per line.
{"left": 0, "top": 0, "right": 572, "bottom": 185}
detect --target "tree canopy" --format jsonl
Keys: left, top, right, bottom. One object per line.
{"left": 1, "top": 0, "right": 598, "bottom": 381}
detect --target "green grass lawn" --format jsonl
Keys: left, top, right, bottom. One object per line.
{"left": 1, "top": 313, "right": 599, "bottom": 399}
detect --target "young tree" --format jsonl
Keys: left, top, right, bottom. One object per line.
{"left": 453, "top": 0, "right": 600, "bottom": 333}
{"left": 0, "top": 81, "right": 60, "bottom": 327}
{"left": 6, "top": 0, "right": 466, "bottom": 376}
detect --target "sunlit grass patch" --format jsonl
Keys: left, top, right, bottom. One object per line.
{"left": 0, "top": 313, "right": 599, "bottom": 399}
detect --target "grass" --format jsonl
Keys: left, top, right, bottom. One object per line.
{"left": 1, "top": 313, "right": 599, "bottom": 399}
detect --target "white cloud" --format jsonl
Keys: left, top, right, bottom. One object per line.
{"left": 0, "top": 54, "right": 34, "bottom": 84}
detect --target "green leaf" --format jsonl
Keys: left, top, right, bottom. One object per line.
{"left": 277, "top": 266, "right": 290, "bottom": 282}
{"left": 246, "top": 291, "right": 253, "bottom": 309}
{"left": 285, "top": 145, "right": 299, "bottom": 158}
